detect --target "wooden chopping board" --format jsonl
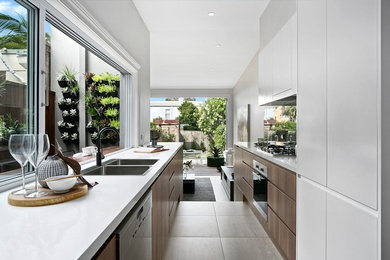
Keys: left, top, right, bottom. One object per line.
{"left": 8, "top": 183, "right": 88, "bottom": 207}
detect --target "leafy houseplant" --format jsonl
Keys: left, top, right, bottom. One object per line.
{"left": 198, "top": 98, "right": 226, "bottom": 169}
{"left": 57, "top": 65, "right": 77, "bottom": 88}
{"left": 0, "top": 114, "right": 26, "bottom": 145}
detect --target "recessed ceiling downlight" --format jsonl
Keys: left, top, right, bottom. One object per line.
{"left": 215, "top": 43, "right": 222, "bottom": 48}
{"left": 208, "top": 12, "right": 216, "bottom": 16}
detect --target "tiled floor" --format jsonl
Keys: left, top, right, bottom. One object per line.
{"left": 164, "top": 201, "right": 283, "bottom": 260}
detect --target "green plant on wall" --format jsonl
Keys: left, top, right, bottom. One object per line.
{"left": 100, "top": 97, "right": 119, "bottom": 106}
{"left": 110, "top": 119, "right": 120, "bottom": 130}
{"left": 85, "top": 72, "right": 120, "bottom": 145}
{"left": 105, "top": 108, "right": 119, "bottom": 117}
{"left": 57, "top": 65, "right": 77, "bottom": 82}
{"left": 97, "top": 84, "right": 116, "bottom": 94}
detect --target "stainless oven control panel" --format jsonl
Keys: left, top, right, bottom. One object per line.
{"left": 253, "top": 160, "right": 268, "bottom": 178}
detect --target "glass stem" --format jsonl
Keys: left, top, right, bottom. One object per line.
{"left": 21, "top": 165, "right": 25, "bottom": 190}
{"left": 35, "top": 167, "right": 38, "bottom": 192}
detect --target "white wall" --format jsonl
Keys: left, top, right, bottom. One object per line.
{"left": 382, "top": 0, "right": 390, "bottom": 257}
{"left": 87, "top": 52, "right": 119, "bottom": 75}
{"left": 50, "top": 26, "right": 82, "bottom": 152}
{"left": 78, "top": 0, "right": 151, "bottom": 145}
{"left": 233, "top": 52, "right": 265, "bottom": 143}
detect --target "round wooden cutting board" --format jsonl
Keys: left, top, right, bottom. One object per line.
{"left": 8, "top": 183, "right": 88, "bottom": 207}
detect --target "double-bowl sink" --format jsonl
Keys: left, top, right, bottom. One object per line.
{"left": 81, "top": 159, "right": 159, "bottom": 176}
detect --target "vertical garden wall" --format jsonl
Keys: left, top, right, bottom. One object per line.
{"left": 85, "top": 72, "right": 120, "bottom": 146}
{"left": 57, "top": 66, "right": 79, "bottom": 145}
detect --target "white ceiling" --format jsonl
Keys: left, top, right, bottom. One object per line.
{"left": 133, "top": 0, "right": 269, "bottom": 89}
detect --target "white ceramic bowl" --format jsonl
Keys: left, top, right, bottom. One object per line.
{"left": 46, "top": 175, "right": 77, "bottom": 194}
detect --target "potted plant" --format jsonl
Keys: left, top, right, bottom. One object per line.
{"left": 86, "top": 121, "right": 97, "bottom": 134}
{"left": 110, "top": 119, "right": 120, "bottom": 130}
{"left": 105, "top": 108, "right": 119, "bottom": 118}
{"left": 57, "top": 120, "right": 66, "bottom": 132}
{"left": 57, "top": 66, "right": 77, "bottom": 88}
{"left": 71, "top": 133, "right": 79, "bottom": 144}
{"left": 198, "top": 98, "right": 226, "bottom": 169}
{"left": 66, "top": 122, "right": 77, "bottom": 133}
{"left": 107, "top": 131, "right": 118, "bottom": 144}
{"left": 91, "top": 132, "right": 98, "bottom": 144}
{"left": 61, "top": 132, "right": 71, "bottom": 144}
{"left": 183, "top": 160, "right": 194, "bottom": 178}
{"left": 84, "top": 72, "right": 95, "bottom": 85}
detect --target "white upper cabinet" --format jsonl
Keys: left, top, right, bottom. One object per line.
{"left": 296, "top": 177, "right": 326, "bottom": 260}
{"left": 258, "top": 42, "right": 274, "bottom": 105}
{"left": 327, "top": 0, "right": 379, "bottom": 209}
{"left": 273, "top": 13, "right": 297, "bottom": 100}
{"left": 297, "top": 0, "right": 327, "bottom": 185}
{"left": 258, "top": 2, "right": 297, "bottom": 106}
{"left": 327, "top": 193, "right": 378, "bottom": 260}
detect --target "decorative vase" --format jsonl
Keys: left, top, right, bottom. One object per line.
{"left": 226, "top": 148, "right": 234, "bottom": 168}
{"left": 38, "top": 155, "right": 69, "bottom": 188}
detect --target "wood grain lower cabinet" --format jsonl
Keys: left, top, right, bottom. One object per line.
{"left": 268, "top": 163, "right": 296, "bottom": 200}
{"left": 93, "top": 235, "right": 117, "bottom": 260}
{"left": 234, "top": 145, "right": 296, "bottom": 260}
{"left": 152, "top": 148, "right": 183, "bottom": 260}
{"left": 268, "top": 182, "right": 296, "bottom": 233}
{"left": 268, "top": 208, "right": 296, "bottom": 260}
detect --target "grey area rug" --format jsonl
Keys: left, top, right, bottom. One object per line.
{"left": 183, "top": 177, "right": 216, "bottom": 201}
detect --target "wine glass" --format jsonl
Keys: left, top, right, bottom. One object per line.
{"left": 8, "top": 134, "right": 35, "bottom": 195}
{"left": 25, "top": 134, "right": 50, "bottom": 198}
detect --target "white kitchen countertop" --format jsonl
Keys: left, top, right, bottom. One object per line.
{"left": 0, "top": 142, "right": 183, "bottom": 260}
{"left": 235, "top": 142, "right": 296, "bottom": 172}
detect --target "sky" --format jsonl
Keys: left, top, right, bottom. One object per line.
{"left": 0, "top": 0, "right": 27, "bottom": 36}
{"left": 0, "top": 0, "right": 26, "bottom": 16}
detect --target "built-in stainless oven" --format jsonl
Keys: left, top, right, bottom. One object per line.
{"left": 252, "top": 160, "right": 268, "bottom": 221}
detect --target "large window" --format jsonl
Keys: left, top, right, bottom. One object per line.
{"left": 0, "top": 0, "right": 37, "bottom": 181}
{"left": 45, "top": 21, "right": 121, "bottom": 156}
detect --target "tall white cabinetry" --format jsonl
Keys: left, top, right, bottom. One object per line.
{"left": 296, "top": 0, "right": 380, "bottom": 259}
{"left": 258, "top": 12, "right": 297, "bottom": 105}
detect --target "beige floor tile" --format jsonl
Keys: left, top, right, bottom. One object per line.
{"left": 264, "top": 237, "right": 284, "bottom": 259}
{"left": 221, "top": 237, "right": 283, "bottom": 260}
{"left": 170, "top": 216, "right": 220, "bottom": 237}
{"left": 176, "top": 202, "right": 215, "bottom": 216}
{"left": 163, "top": 237, "right": 224, "bottom": 260}
{"left": 217, "top": 215, "right": 268, "bottom": 237}
{"left": 214, "top": 201, "right": 253, "bottom": 216}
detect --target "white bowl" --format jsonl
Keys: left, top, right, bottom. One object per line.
{"left": 46, "top": 175, "right": 77, "bottom": 194}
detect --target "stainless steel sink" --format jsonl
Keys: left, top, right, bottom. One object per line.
{"left": 105, "top": 159, "right": 159, "bottom": 166}
{"left": 82, "top": 165, "right": 151, "bottom": 176}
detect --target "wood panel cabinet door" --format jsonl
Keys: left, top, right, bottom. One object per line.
{"left": 268, "top": 182, "right": 296, "bottom": 233}
{"left": 297, "top": 0, "right": 327, "bottom": 185}
{"left": 327, "top": 193, "right": 378, "bottom": 260}
{"left": 327, "top": 0, "right": 379, "bottom": 209}
{"left": 296, "top": 177, "right": 326, "bottom": 260}
{"left": 152, "top": 166, "right": 170, "bottom": 260}
{"left": 268, "top": 208, "right": 296, "bottom": 260}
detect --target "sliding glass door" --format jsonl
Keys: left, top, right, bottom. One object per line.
{"left": 0, "top": 0, "right": 37, "bottom": 182}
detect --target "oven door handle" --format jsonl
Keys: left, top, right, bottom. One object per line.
{"left": 242, "top": 161, "right": 268, "bottom": 181}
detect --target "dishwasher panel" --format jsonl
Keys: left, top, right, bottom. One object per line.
{"left": 116, "top": 191, "right": 152, "bottom": 260}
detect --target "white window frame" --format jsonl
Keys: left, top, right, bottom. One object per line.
{"left": 0, "top": 0, "right": 141, "bottom": 192}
